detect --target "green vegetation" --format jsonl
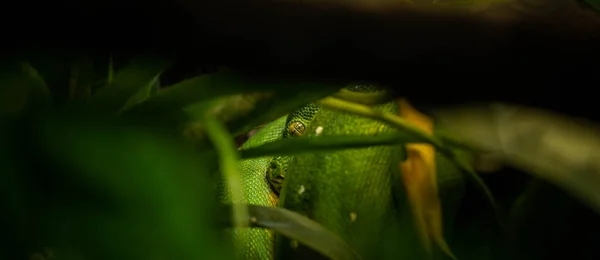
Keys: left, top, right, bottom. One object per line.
{"left": 3, "top": 23, "right": 600, "bottom": 259}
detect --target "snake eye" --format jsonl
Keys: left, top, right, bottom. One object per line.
{"left": 288, "top": 121, "right": 306, "bottom": 137}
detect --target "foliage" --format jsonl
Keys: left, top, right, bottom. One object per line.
{"left": 2, "top": 51, "right": 600, "bottom": 260}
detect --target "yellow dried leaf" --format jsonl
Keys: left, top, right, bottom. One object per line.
{"left": 398, "top": 99, "right": 456, "bottom": 259}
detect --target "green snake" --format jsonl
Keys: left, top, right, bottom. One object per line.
{"left": 223, "top": 86, "right": 468, "bottom": 259}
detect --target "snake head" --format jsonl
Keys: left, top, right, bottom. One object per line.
{"left": 266, "top": 157, "right": 288, "bottom": 195}
{"left": 266, "top": 104, "right": 320, "bottom": 195}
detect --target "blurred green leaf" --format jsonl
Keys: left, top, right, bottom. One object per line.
{"left": 123, "top": 70, "right": 275, "bottom": 117}
{"left": 34, "top": 114, "right": 229, "bottom": 260}
{"left": 20, "top": 62, "right": 53, "bottom": 110}
{"left": 449, "top": 147, "right": 503, "bottom": 232}
{"left": 90, "top": 57, "right": 171, "bottom": 114}
{"left": 0, "top": 62, "right": 53, "bottom": 116}
{"left": 124, "top": 70, "right": 341, "bottom": 132}
{"left": 183, "top": 93, "right": 274, "bottom": 130}
{"left": 220, "top": 204, "right": 363, "bottom": 260}
{"left": 433, "top": 103, "right": 600, "bottom": 214}
{"left": 183, "top": 89, "right": 341, "bottom": 142}
{"left": 203, "top": 116, "right": 249, "bottom": 228}
{"left": 121, "top": 76, "right": 161, "bottom": 111}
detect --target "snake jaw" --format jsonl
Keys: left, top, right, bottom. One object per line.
{"left": 266, "top": 159, "right": 286, "bottom": 195}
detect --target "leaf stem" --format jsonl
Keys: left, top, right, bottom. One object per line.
{"left": 317, "top": 97, "right": 443, "bottom": 146}
{"left": 203, "top": 116, "right": 249, "bottom": 227}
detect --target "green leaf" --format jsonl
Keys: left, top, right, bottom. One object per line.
{"left": 123, "top": 70, "right": 274, "bottom": 117}
{"left": 433, "top": 103, "right": 600, "bottom": 215}
{"left": 203, "top": 116, "right": 249, "bottom": 227}
{"left": 317, "top": 97, "right": 442, "bottom": 147}
{"left": 446, "top": 147, "right": 502, "bottom": 227}
{"left": 182, "top": 88, "right": 341, "bottom": 141}
{"left": 90, "top": 57, "right": 171, "bottom": 114}
{"left": 220, "top": 204, "right": 363, "bottom": 260}
{"left": 0, "top": 61, "right": 53, "bottom": 116}
{"left": 239, "top": 133, "right": 422, "bottom": 159}
{"left": 20, "top": 62, "right": 53, "bottom": 111}
{"left": 184, "top": 93, "right": 274, "bottom": 129}
{"left": 124, "top": 70, "right": 341, "bottom": 139}
{"left": 121, "top": 76, "right": 161, "bottom": 111}
{"left": 34, "top": 114, "right": 229, "bottom": 260}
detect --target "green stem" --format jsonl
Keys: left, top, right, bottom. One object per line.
{"left": 203, "top": 116, "right": 249, "bottom": 227}
{"left": 317, "top": 97, "right": 444, "bottom": 146}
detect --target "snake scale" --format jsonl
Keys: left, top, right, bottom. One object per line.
{"left": 223, "top": 86, "right": 467, "bottom": 260}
